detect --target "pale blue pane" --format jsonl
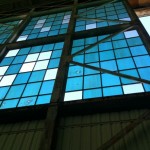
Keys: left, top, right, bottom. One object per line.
{"left": 113, "top": 40, "right": 127, "bottom": 49}
{"left": 85, "top": 53, "right": 99, "bottom": 63}
{"left": 84, "top": 62, "right": 100, "bottom": 75}
{"left": 6, "top": 84, "right": 25, "bottom": 99}
{"left": 29, "top": 70, "right": 46, "bottom": 82}
{"left": 66, "top": 77, "right": 83, "bottom": 91}
{"left": 103, "top": 86, "right": 123, "bottom": 96}
{"left": 18, "top": 96, "right": 36, "bottom": 107}
{"left": 130, "top": 45, "right": 147, "bottom": 56}
{"left": 84, "top": 74, "right": 101, "bottom": 89}
{"left": 17, "top": 47, "right": 30, "bottom": 55}
{"left": 36, "top": 95, "right": 51, "bottom": 104}
{"left": 12, "top": 55, "right": 27, "bottom": 64}
{"left": 117, "top": 58, "right": 135, "bottom": 70}
{"left": 99, "top": 51, "right": 115, "bottom": 61}
{"left": 0, "top": 99, "right": 19, "bottom": 109}
{"left": 6, "top": 64, "right": 22, "bottom": 75}
{"left": 48, "top": 58, "right": 60, "bottom": 68}
{"left": 99, "top": 42, "right": 113, "bottom": 51}
{"left": 0, "top": 57, "right": 14, "bottom": 66}
{"left": 101, "top": 60, "right": 117, "bottom": 71}
{"left": 84, "top": 89, "right": 102, "bottom": 99}
{"left": 102, "top": 74, "right": 120, "bottom": 86}
{"left": 39, "top": 80, "right": 54, "bottom": 94}
{"left": 120, "top": 69, "right": 139, "bottom": 84}
{"left": 114, "top": 48, "right": 131, "bottom": 58}
{"left": 0, "top": 87, "right": 9, "bottom": 100}
{"left": 23, "top": 82, "right": 42, "bottom": 97}
{"left": 127, "top": 37, "right": 143, "bottom": 46}
{"left": 134, "top": 56, "right": 150, "bottom": 67}
{"left": 68, "top": 65, "right": 83, "bottom": 77}
{"left": 14, "top": 72, "right": 31, "bottom": 84}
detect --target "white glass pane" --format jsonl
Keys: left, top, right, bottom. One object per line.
{"left": 44, "top": 68, "right": 58, "bottom": 80}
{"left": 37, "top": 19, "right": 46, "bottom": 24}
{"left": 0, "top": 66, "right": 9, "bottom": 75}
{"left": 123, "top": 83, "right": 144, "bottom": 94}
{"left": 19, "top": 62, "right": 36, "bottom": 73}
{"left": 64, "top": 15, "right": 71, "bottom": 19}
{"left": 86, "top": 23, "right": 96, "bottom": 30}
{"left": 124, "top": 30, "right": 139, "bottom": 38}
{"left": 0, "top": 74, "right": 16, "bottom": 87}
{"left": 34, "top": 24, "right": 43, "bottom": 29}
{"left": 33, "top": 60, "right": 49, "bottom": 71}
{"left": 62, "top": 19, "right": 70, "bottom": 24}
{"left": 64, "top": 91, "right": 82, "bottom": 101}
{"left": 41, "top": 27, "right": 51, "bottom": 32}
{"left": 120, "top": 18, "right": 131, "bottom": 21}
{"left": 17, "top": 35, "right": 28, "bottom": 41}
{"left": 5, "top": 49, "right": 19, "bottom": 57}
{"left": 25, "top": 53, "right": 39, "bottom": 62}
{"left": 38, "top": 51, "right": 52, "bottom": 60}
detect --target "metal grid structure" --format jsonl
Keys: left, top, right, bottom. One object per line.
{"left": 0, "top": 0, "right": 150, "bottom": 150}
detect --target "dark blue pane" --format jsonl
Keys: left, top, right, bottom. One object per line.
{"left": 85, "top": 37, "right": 97, "bottom": 44}
{"left": 6, "top": 64, "right": 22, "bottom": 75}
{"left": 12, "top": 55, "right": 27, "bottom": 64}
{"left": 42, "top": 44, "right": 54, "bottom": 51}
{"left": 30, "top": 45, "right": 42, "bottom": 53}
{"left": 39, "top": 80, "right": 54, "bottom": 94}
{"left": 51, "top": 50, "right": 62, "bottom": 58}
{"left": 66, "top": 77, "right": 83, "bottom": 91}
{"left": 0, "top": 57, "right": 14, "bottom": 66}
{"left": 54, "top": 42, "right": 64, "bottom": 49}
{"left": 48, "top": 58, "right": 60, "bottom": 68}
{"left": 14, "top": 72, "right": 31, "bottom": 84}
{"left": 6, "top": 84, "right": 25, "bottom": 99}
{"left": 23, "top": 82, "right": 42, "bottom": 97}
{"left": 17, "top": 47, "right": 30, "bottom": 55}
{"left": 29, "top": 70, "right": 46, "bottom": 82}
{"left": 127, "top": 37, "right": 143, "bottom": 46}
{"left": 73, "top": 39, "right": 84, "bottom": 47}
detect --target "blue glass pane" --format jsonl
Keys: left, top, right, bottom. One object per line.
{"left": 112, "top": 33, "right": 124, "bottom": 40}
{"left": 84, "top": 74, "right": 101, "bottom": 89}
{"left": 99, "top": 42, "right": 113, "bottom": 51}
{"left": 86, "top": 46, "right": 98, "bottom": 53}
{"left": 12, "top": 55, "right": 27, "bottom": 64}
{"left": 85, "top": 37, "right": 97, "bottom": 44}
{"left": 99, "top": 51, "right": 115, "bottom": 61}
{"left": 39, "top": 80, "right": 54, "bottom": 94}
{"left": 0, "top": 87, "right": 10, "bottom": 100}
{"left": 6, "top": 64, "right": 22, "bottom": 75}
{"left": 102, "top": 74, "right": 120, "bottom": 86}
{"left": 113, "top": 40, "right": 127, "bottom": 49}
{"left": 51, "top": 50, "right": 62, "bottom": 58}
{"left": 66, "top": 77, "right": 83, "bottom": 91}
{"left": 14, "top": 72, "right": 31, "bottom": 84}
{"left": 23, "top": 82, "right": 42, "bottom": 97}
{"left": 114, "top": 48, "right": 131, "bottom": 58}
{"left": 0, "top": 99, "right": 19, "bottom": 109}
{"left": 29, "top": 70, "right": 46, "bottom": 82}
{"left": 18, "top": 97, "right": 37, "bottom": 107}
{"left": 127, "top": 37, "right": 143, "bottom": 46}
{"left": 72, "top": 46, "right": 84, "bottom": 54}
{"left": 103, "top": 86, "right": 123, "bottom": 96}
{"left": 117, "top": 58, "right": 135, "bottom": 70}
{"left": 0, "top": 57, "right": 14, "bottom": 66}
{"left": 85, "top": 53, "right": 99, "bottom": 63}
{"left": 73, "top": 55, "right": 84, "bottom": 63}
{"left": 17, "top": 47, "right": 30, "bottom": 55}
{"left": 36, "top": 95, "right": 51, "bottom": 104}
{"left": 84, "top": 89, "right": 102, "bottom": 99}
{"left": 73, "top": 39, "right": 84, "bottom": 47}
{"left": 48, "top": 58, "right": 60, "bottom": 68}
{"left": 42, "top": 44, "right": 54, "bottom": 51}
{"left": 54, "top": 42, "right": 64, "bottom": 49}
{"left": 134, "top": 56, "right": 150, "bottom": 67}
{"left": 101, "top": 60, "right": 117, "bottom": 71}
{"left": 130, "top": 45, "right": 147, "bottom": 56}
{"left": 68, "top": 66, "right": 83, "bottom": 77}
{"left": 30, "top": 45, "right": 42, "bottom": 53}
{"left": 120, "top": 69, "right": 139, "bottom": 84}
{"left": 6, "top": 84, "right": 25, "bottom": 99}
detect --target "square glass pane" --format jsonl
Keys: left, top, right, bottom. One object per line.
{"left": 0, "top": 66, "right": 9, "bottom": 76}
{"left": 0, "top": 99, "right": 19, "bottom": 109}
{"left": 5, "top": 49, "right": 19, "bottom": 57}
{"left": 38, "top": 51, "right": 52, "bottom": 60}
{"left": 25, "top": 53, "right": 39, "bottom": 62}
{"left": 44, "top": 68, "right": 58, "bottom": 80}
{"left": 0, "top": 75, "right": 16, "bottom": 87}
{"left": 33, "top": 60, "right": 49, "bottom": 70}
{"left": 64, "top": 91, "right": 82, "bottom": 101}
{"left": 19, "top": 62, "right": 36, "bottom": 73}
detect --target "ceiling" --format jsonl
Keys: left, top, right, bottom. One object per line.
{"left": 0, "top": 0, "right": 149, "bottom": 19}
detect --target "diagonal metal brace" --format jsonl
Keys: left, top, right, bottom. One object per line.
{"left": 71, "top": 60, "right": 150, "bottom": 85}
{"left": 96, "top": 110, "right": 150, "bottom": 150}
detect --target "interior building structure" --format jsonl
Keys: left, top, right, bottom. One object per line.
{"left": 0, "top": 0, "right": 150, "bottom": 149}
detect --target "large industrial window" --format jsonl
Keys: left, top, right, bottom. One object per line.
{"left": 0, "top": 20, "right": 21, "bottom": 44}
{"left": 75, "top": 1, "right": 130, "bottom": 32}
{"left": 64, "top": 29, "right": 150, "bottom": 101}
{"left": 0, "top": 42, "right": 64, "bottom": 109}
{"left": 17, "top": 11, "right": 71, "bottom": 41}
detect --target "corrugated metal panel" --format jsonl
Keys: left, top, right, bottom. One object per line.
{"left": 0, "top": 120, "right": 45, "bottom": 150}
{"left": 56, "top": 109, "right": 150, "bottom": 150}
